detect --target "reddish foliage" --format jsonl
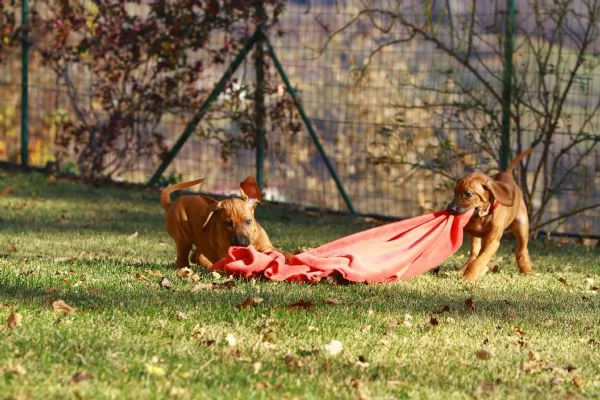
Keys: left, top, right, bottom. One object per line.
{"left": 1, "top": 0, "right": 296, "bottom": 181}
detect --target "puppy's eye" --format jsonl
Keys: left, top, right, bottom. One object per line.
{"left": 225, "top": 219, "right": 234, "bottom": 229}
{"left": 464, "top": 191, "right": 473, "bottom": 198}
{"left": 244, "top": 218, "right": 252, "bottom": 226}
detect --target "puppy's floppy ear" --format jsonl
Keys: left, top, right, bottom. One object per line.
{"left": 239, "top": 176, "right": 262, "bottom": 209}
{"left": 484, "top": 178, "right": 515, "bottom": 207}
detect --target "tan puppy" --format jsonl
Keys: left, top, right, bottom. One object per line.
{"left": 447, "top": 148, "right": 533, "bottom": 280}
{"left": 160, "top": 177, "right": 274, "bottom": 267}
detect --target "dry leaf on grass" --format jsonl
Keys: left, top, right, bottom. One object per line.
{"left": 465, "top": 298, "right": 476, "bottom": 312}
{"left": 135, "top": 272, "right": 151, "bottom": 285}
{"left": 475, "top": 348, "right": 493, "bottom": 360}
{"left": 324, "top": 340, "right": 344, "bottom": 356}
{"left": 52, "top": 300, "right": 76, "bottom": 314}
{"left": 558, "top": 277, "right": 569, "bottom": 285}
{"left": 7, "top": 311, "right": 22, "bottom": 329}
{"left": 71, "top": 371, "right": 94, "bottom": 383}
{"left": 177, "top": 267, "right": 193, "bottom": 278}
{"left": 235, "top": 297, "right": 264, "bottom": 310}
{"left": 144, "top": 269, "right": 163, "bottom": 277}
{"left": 20, "top": 268, "right": 40, "bottom": 277}
{"left": 225, "top": 333, "right": 236, "bottom": 347}
{"left": 2, "top": 364, "right": 26, "bottom": 376}
{"left": 177, "top": 267, "right": 200, "bottom": 282}
{"left": 145, "top": 363, "right": 166, "bottom": 377}
{"left": 512, "top": 326, "right": 527, "bottom": 337}
{"left": 287, "top": 299, "right": 314, "bottom": 311}
{"left": 0, "top": 186, "right": 13, "bottom": 196}
{"left": 158, "top": 277, "right": 173, "bottom": 289}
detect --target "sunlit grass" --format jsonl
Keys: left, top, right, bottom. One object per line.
{"left": 1, "top": 170, "right": 599, "bottom": 399}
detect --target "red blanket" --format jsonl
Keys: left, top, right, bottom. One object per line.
{"left": 210, "top": 209, "right": 474, "bottom": 283}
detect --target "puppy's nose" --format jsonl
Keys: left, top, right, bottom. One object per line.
{"left": 230, "top": 234, "right": 251, "bottom": 247}
{"left": 447, "top": 202, "right": 461, "bottom": 215}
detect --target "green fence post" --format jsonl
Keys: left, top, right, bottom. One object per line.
{"left": 254, "top": 2, "right": 267, "bottom": 191}
{"left": 500, "top": 0, "right": 516, "bottom": 170}
{"left": 263, "top": 34, "right": 356, "bottom": 214}
{"left": 20, "top": 0, "right": 29, "bottom": 168}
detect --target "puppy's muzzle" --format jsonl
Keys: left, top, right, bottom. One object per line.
{"left": 230, "top": 234, "right": 251, "bottom": 247}
{"left": 447, "top": 201, "right": 468, "bottom": 215}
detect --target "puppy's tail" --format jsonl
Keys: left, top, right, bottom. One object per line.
{"left": 505, "top": 147, "right": 533, "bottom": 174}
{"left": 160, "top": 178, "right": 205, "bottom": 212}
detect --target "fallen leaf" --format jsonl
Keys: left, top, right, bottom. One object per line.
{"left": 558, "top": 277, "right": 569, "bottom": 285}
{"left": 473, "top": 380, "right": 496, "bottom": 398}
{"left": 283, "top": 354, "right": 299, "bottom": 370}
{"left": 58, "top": 214, "right": 68, "bottom": 224}
{"left": 20, "top": 268, "right": 40, "bottom": 277}
{"left": 235, "top": 297, "right": 264, "bottom": 310}
{"left": 550, "top": 376, "right": 563, "bottom": 386}
{"left": 3, "top": 364, "right": 26, "bottom": 376}
{"left": 512, "top": 326, "right": 527, "bottom": 337}
{"left": 489, "top": 264, "right": 501, "bottom": 273}
{"left": 401, "top": 313, "right": 413, "bottom": 328}
{"left": 213, "top": 279, "right": 235, "bottom": 290}
{"left": 144, "top": 363, "right": 166, "bottom": 377}
{"left": 435, "top": 305, "right": 451, "bottom": 314}
{"left": 324, "top": 298, "right": 340, "bottom": 305}
{"left": 225, "top": 333, "right": 236, "bottom": 347}
{"left": 465, "top": 298, "right": 476, "bottom": 312}
{"left": 475, "top": 348, "right": 493, "bottom": 360}
{"left": 0, "top": 186, "right": 13, "bottom": 196}
{"left": 7, "top": 311, "right": 22, "bottom": 329}
{"left": 564, "top": 364, "right": 577, "bottom": 373}
{"left": 52, "top": 300, "right": 76, "bottom": 314}
{"left": 71, "top": 371, "right": 94, "bottom": 383}
{"left": 324, "top": 340, "right": 344, "bottom": 356}
{"left": 177, "top": 267, "right": 193, "bottom": 278}
{"left": 355, "top": 355, "right": 369, "bottom": 368}
{"left": 158, "top": 277, "right": 173, "bottom": 289}
{"left": 7, "top": 243, "right": 17, "bottom": 253}
{"left": 572, "top": 376, "right": 584, "bottom": 390}
{"left": 429, "top": 316, "right": 439, "bottom": 326}
{"left": 287, "top": 299, "right": 314, "bottom": 311}
{"left": 135, "top": 272, "right": 151, "bottom": 285}
{"left": 253, "top": 362, "right": 262, "bottom": 374}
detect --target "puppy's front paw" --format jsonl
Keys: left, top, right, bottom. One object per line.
{"left": 462, "top": 263, "right": 488, "bottom": 281}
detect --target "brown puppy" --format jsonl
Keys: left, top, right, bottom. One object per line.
{"left": 160, "top": 177, "right": 274, "bottom": 267}
{"left": 447, "top": 148, "right": 533, "bottom": 280}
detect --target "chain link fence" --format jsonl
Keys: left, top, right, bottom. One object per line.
{"left": 1, "top": 0, "right": 599, "bottom": 240}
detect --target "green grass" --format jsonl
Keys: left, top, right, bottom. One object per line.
{"left": 1, "top": 170, "right": 599, "bottom": 399}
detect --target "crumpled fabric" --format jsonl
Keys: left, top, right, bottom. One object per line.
{"left": 210, "top": 209, "right": 474, "bottom": 283}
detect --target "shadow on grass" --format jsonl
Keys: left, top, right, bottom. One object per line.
{"left": 1, "top": 257, "right": 596, "bottom": 328}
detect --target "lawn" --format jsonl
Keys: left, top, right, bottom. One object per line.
{"left": 1, "top": 169, "right": 599, "bottom": 399}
